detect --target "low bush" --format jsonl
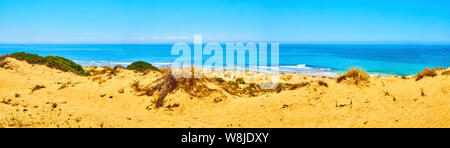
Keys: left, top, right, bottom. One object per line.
{"left": 6, "top": 52, "right": 90, "bottom": 76}
{"left": 442, "top": 70, "right": 450, "bottom": 75}
{"left": 45, "top": 56, "right": 90, "bottom": 76}
{"left": 127, "top": 61, "right": 159, "bottom": 72}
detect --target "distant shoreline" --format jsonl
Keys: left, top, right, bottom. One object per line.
{"left": 1, "top": 51, "right": 447, "bottom": 77}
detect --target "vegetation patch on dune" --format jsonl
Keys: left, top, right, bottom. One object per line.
{"left": 127, "top": 61, "right": 159, "bottom": 72}
{"left": 4, "top": 52, "right": 90, "bottom": 76}
{"left": 442, "top": 70, "right": 450, "bottom": 76}
{"left": 434, "top": 67, "right": 446, "bottom": 71}
{"left": 133, "top": 68, "right": 220, "bottom": 108}
{"left": 31, "top": 85, "right": 46, "bottom": 93}
{"left": 45, "top": 56, "right": 90, "bottom": 76}
{"left": 7, "top": 52, "right": 46, "bottom": 64}
{"left": 318, "top": 80, "right": 328, "bottom": 87}
{"left": 87, "top": 65, "right": 124, "bottom": 76}
{"left": 218, "top": 81, "right": 264, "bottom": 97}
{"left": 415, "top": 68, "right": 437, "bottom": 81}
{"left": 337, "top": 68, "right": 370, "bottom": 85}
{"left": 210, "top": 77, "right": 310, "bottom": 97}
{"left": 0, "top": 55, "right": 9, "bottom": 68}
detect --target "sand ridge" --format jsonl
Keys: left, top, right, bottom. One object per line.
{"left": 0, "top": 57, "right": 449, "bottom": 128}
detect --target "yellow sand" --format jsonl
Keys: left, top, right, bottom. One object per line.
{"left": 0, "top": 57, "right": 449, "bottom": 128}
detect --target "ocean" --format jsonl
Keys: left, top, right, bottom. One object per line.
{"left": 0, "top": 44, "right": 449, "bottom": 76}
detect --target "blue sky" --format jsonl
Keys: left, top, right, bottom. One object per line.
{"left": 0, "top": 0, "right": 449, "bottom": 43}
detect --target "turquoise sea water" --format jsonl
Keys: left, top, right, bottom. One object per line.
{"left": 0, "top": 44, "right": 449, "bottom": 76}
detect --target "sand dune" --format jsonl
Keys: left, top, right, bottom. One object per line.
{"left": 0, "top": 57, "right": 449, "bottom": 128}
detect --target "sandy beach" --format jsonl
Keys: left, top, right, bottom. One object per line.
{"left": 0, "top": 57, "right": 449, "bottom": 128}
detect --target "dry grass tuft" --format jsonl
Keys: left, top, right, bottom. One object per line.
{"left": 117, "top": 88, "right": 125, "bottom": 93}
{"left": 442, "top": 70, "right": 450, "bottom": 76}
{"left": 222, "top": 82, "right": 259, "bottom": 96}
{"left": 337, "top": 68, "right": 370, "bottom": 85}
{"left": 420, "top": 88, "right": 426, "bottom": 97}
{"left": 88, "top": 65, "right": 124, "bottom": 76}
{"left": 235, "top": 78, "right": 246, "bottom": 84}
{"left": 135, "top": 68, "right": 219, "bottom": 107}
{"left": 282, "top": 74, "right": 293, "bottom": 81}
{"left": 415, "top": 68, "right": 437, "bottom": 81}
{"left": 221, "top": 81, "right": 310, "bottom": 97}
{"left": 31, "top": 85, "right": 46, "bottom": 93}
{"left": 221, "top": 81, "right": 242, "bottom": 96}
{"left": 110, "top": 65, "right": 124, "bottom": 75}
{"left": 91, "top": 76, "right": 102, "bottom": 81}
{"left": 288, "top": 82, "right": 310, "bottom": 90}
{"left": 208, "top": 77, "right": 225, "bottom": 84}
{"left": 58, "top": 82, "right": 71, "bottom": 90}
{"left": 318, "top": 80, "right": 328, "bottom": 87}
{"left": 273, "top": 82, "right": 310, "bottom": 93}
{"left": 0, "top": 55, "right": 9, "bottom": 68}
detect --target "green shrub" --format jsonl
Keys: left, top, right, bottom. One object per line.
{"left": 318, "top": 80, "right": 328, "bottom": 87}
{"left": 127, "top": 61, "right": 159, "bottom": 72}
{"left": 6, "top": 52, "right": 90, "bottom": 76}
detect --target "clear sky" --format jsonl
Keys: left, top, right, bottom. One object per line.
{"left": 0, "top": 0, "right": 450, "bottom": 43}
